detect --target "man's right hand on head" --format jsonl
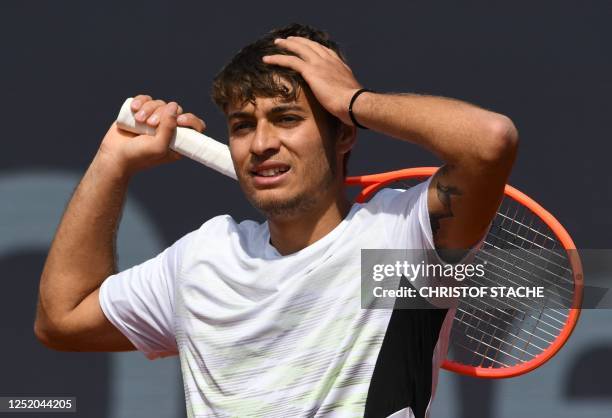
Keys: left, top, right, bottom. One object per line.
{"left": 97, "top": 94, "right": 207, "bottom": 177}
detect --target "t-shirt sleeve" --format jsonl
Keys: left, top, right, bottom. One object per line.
{"left": 367, "top": 177, "right": 436, "bottom": 251}
{"left": 98, "top": 231, "right": 195, "bottom": 360}
{"left": 373, "top": 176, "right": 487, "bottom": 254}
{"left": 369, "top": 178, "right": 490, "bottom": 307}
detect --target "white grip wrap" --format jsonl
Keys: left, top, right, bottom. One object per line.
{"left": 116, "top": 98, "right": 237, "bottom": 179}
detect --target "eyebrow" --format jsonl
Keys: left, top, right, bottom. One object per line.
{"left": 227, "top": 104, "right": 306, "bottom": 121}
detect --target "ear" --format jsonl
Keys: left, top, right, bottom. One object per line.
{"left": 336, "top": 122, "right": 357, "bottom": 156}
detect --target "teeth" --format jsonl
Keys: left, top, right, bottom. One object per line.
{"left": 258, "top": 167, "right": 288, "bottom": 177}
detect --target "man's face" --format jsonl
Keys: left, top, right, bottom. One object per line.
{"left": 227, "top": 86, "right": 342, "bottom": 219}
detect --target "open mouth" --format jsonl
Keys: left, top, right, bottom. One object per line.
{"left": 253, "top": 167, "right": 290, "bottom": 177}
{"left": 249, "top": 164, "right": 292, "bottom": 186}
{"left": 250, "top": 163, "right": 291, "bottom": 177}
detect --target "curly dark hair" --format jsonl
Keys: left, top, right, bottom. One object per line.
{"left": 211, "top": 23, "right": 346, "bottom": 111}
{"left": 211, "top": 23, "right": 351, "bottom": 176}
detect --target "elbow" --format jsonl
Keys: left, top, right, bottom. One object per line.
{"left": 477, "top": 115, "right": 519, "bottom": 165}
{"left": 34, "top": 299, "right": 57, "bottom": 350}
{"left": 34, "top": 320, "right": 56, "bottom": 350}
{"left": 34, "top": 316, "right": 72, "bottom": 352}
{"left": 34, "top": 319, "right": 59, "bottom": 350}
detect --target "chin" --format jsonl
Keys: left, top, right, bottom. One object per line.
{"left": 248, "top": 190, "right": 316, "bottom": 219}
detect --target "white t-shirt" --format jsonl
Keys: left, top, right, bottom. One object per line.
{"left": 99, "top": 179, "right": 455, "bottom": 418}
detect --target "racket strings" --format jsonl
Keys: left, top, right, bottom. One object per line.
{"left": 479, "top": 238, "right": 573, "bottom": 303}
{"left": 372, "top": 180, "right": 575, "bottom": 371}
{"left": 485, "top": 222, "right": 573, "bottom": 285}
{"left": 459, "top": 295, "right": 556, "bottom": 345}
{"left": 455, "top": 306, "right": 546, "bottom": 356}
{"left": 472, "top": 251, "right": 570, "bottom": 316}
{"left": 458, "top": 269, "right": 564, "bottom": 336}
{"left": 495, "top": 199, "right": 572, "bottom": 283}
{"left": 448, "top": 197, "right": 574, "bottom": 368}
{"left": 453, "top": 299, "right": 560, "bottom": 367}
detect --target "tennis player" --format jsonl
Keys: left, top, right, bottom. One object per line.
{"left": 35, "top": 23, "right": 518, "bottom": 418}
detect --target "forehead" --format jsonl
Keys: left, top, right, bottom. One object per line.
{"left": 225, "top": 89, "right": 312, "bottom": 119}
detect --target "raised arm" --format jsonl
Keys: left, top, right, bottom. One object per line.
{"left": 35, "top": 97, "right": 205, "bottom": 351}
{"left": 351, "top": 92, "right": 518, "bottom": 253}
{"left": 262, "top": 37, "right": 518, "bottom": 256}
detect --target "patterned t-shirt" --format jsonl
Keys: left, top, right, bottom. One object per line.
{"left": 99, "top": 179, "right": 454, "bottom": 418}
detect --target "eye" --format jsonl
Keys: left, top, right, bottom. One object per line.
{"left": 277, "top": 114, "right": 303, "bottom": 125}
{"left": 231, "top": 121, "right": 255, "bottom": 134}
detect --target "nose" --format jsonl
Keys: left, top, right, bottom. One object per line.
{"left": 249, "top": 121, "right": 281, "bottom": 157}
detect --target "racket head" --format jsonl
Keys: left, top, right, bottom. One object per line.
{"left": 346, "top": 167, "right": 583, "bottom": 378}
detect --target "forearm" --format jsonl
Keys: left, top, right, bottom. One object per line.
{"left": 37, "top": 152, "right": 130, "bottom": 331}
{"left": 351, "top": 92, "right": 517, "bottom": 166}
{"left": 352, "top": 91, "right": 518, "bottom": 250}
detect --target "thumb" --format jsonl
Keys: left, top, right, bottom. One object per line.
{"left": 154, "top": 102, "right": 179, "bottom": 147}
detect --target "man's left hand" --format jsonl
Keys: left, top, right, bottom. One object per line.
{"left": 262, "top": 36, "right": 362, "bottom": 125}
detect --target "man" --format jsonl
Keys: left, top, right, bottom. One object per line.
{"left": 35, "top": 23, "right": 517, "bottom": 418}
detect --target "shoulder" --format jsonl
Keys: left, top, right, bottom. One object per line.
{"left": 352, "top": 179, "right": 432, "bottom": 248}
{"left": 363, "top": 178, "right": 431, "bottom": 216}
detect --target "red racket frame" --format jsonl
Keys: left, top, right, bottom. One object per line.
{"left": 346, "top": 167, "right": 583, "bottom": 378}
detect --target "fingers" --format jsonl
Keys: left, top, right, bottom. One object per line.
{"left": 262, "top": 54, "right": 306, "bottom": 72}
{"left": 154, "top": 102, "right": 179, "bottom": 150}
{"left": 286, "top": 36, "right": 335, "bottom": 59}
{"left": 274, "top": 37, "right": 321, "bottom": 61}
{"left": 130, "top": 94, "right": 152, "bottom": 112}
{"left": 177, "top": 113, "right": 206, "bottom": 133}
{"left": 274, "top": 37, "right": 338, "bottom": 61}
{"left": 129, "top": 94, "right": 203, "bottom": 134}
{"left": 145, "top": 103, "right": 185, "bottom": 127}
{"left": 264, "top": 37, "right": 344, "bottom": 74}
{"left": 134, "top": 99, "right": 166, "bottom": 123}
{"left": 168, "top": 150, "right": 183, "bottom": 162}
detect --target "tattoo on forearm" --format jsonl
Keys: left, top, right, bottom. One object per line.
{"left": 430, "top": 167, "right": 462, "bottom": 237}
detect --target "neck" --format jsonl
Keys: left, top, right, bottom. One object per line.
{"left": 267, "top": 192, "right": 352, "bottom": 256}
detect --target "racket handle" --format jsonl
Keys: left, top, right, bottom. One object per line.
{"left": 116, "top": 98, "right": 237, "bottom": 180}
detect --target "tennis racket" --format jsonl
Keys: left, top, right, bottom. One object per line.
{"left": 116, "top": 97, "right": 583, "bottom": 379}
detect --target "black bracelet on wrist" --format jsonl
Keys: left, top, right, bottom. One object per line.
{"left": 348, "top": 88, "right": 373, "bottom": 129}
